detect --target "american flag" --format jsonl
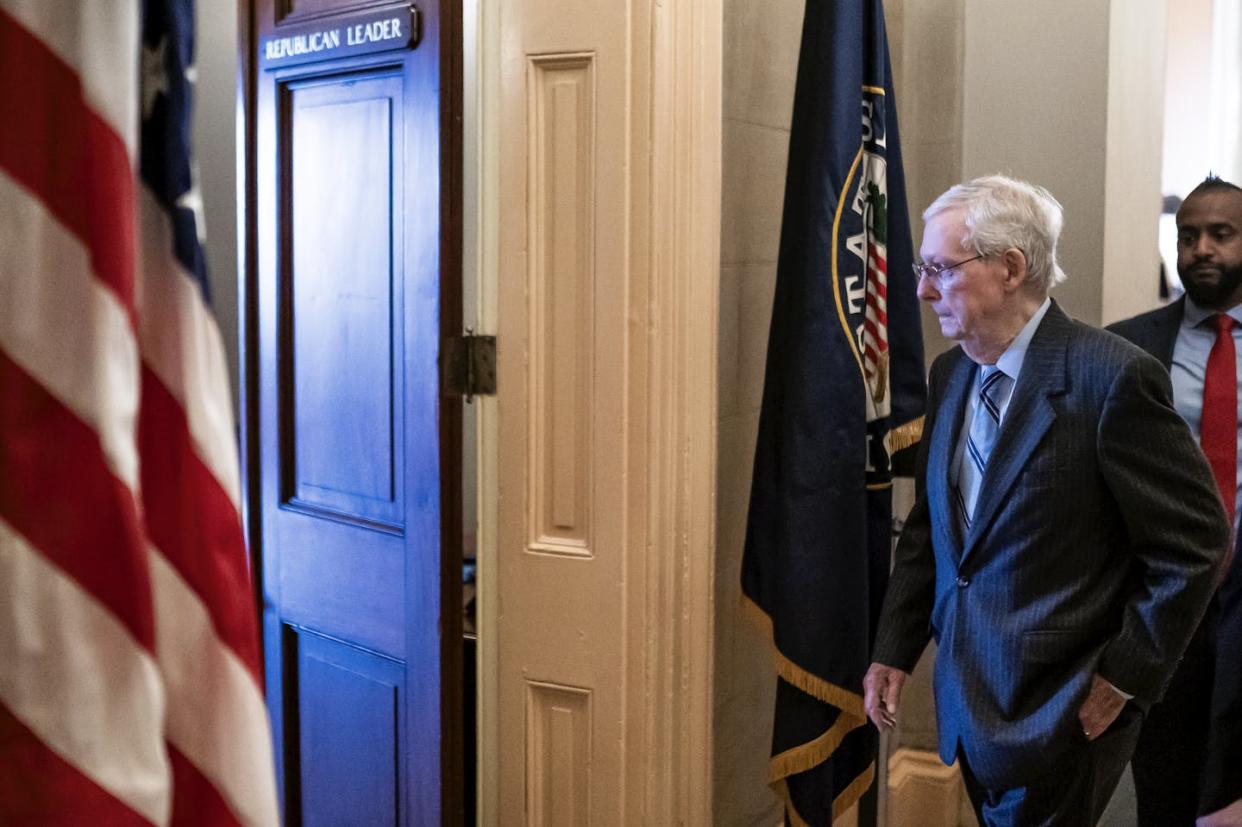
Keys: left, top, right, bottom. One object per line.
{"left": 0, "top": 1, "right": 278, "bottom": 824}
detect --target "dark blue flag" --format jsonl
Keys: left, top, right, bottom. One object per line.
{"left": 741, "top": 0, "right": 926, "bottom": 823}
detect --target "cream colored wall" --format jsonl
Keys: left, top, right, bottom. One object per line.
{"left": 960, "top": 0, "right": 1167, "bottom": 327}
{"left": 195, "top": 2, "right": 240, "bottom": 408}
{"left": 887, "top": 0, "right": 966, "bottom": 359}
{"left": 714, "top": 0, "right": 801, "bottom": 822}
{"left": 961, "top": 0, "right": 1110, "bottom": 325}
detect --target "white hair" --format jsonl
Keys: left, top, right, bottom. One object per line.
{"left": 923, "top": 174, "right": 1068, "bottom": 292}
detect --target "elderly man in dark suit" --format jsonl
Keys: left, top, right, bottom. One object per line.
{"left": 864, "top": 174, "right": 1230, "bottom": 826}
{"left": 1108, "top": 176, "right": 1242, "bottom": 827}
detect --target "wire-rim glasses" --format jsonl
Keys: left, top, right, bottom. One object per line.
{"left": 912, "top": 253, "right": 985, "bottom": 283}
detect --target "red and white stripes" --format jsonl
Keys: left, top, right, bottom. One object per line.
{"left": 863, "top": 237, "right": 890, "bottom": 409}
{"left": 0, "top": 3, "right": 277, "bottom": 824}
{"left": 137, "top": 185, "right": 278, "bottom": 825}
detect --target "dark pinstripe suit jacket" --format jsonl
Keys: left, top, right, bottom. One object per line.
{"left": 873, "top": 300, "right": 1229, "bottom": 790}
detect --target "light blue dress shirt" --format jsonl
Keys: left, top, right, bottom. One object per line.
{"left": 950, "top": 298, "right": 1052, "bottom": 492}
{"left": 1171, "top": 298, "right": 1242, "bottom": 529}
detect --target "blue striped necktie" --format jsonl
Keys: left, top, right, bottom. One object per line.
{"left": 956, "top": 365, "right": 1012, "bottom": 534}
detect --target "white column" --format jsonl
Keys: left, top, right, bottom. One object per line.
{"left": 1211, "top": 0, "right": 1242, "bottom": 183}
{"left": 961, "top": 0, "right": 1167, "bottom": 326}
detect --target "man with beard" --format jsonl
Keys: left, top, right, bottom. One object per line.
{"left": 1109, "top": 175, "right": 1242, "bottom": 827}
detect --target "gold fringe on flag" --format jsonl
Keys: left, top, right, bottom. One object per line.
{"left": 769, "top": 709, "right": 862, "bottom": 781}
{"left": 885, "top": 414, "right": 924, "bottom": 454}
{"left": 832, "top": 762, "right": 877, "bottom": 820}
{"left": 776, "top": 762, "right": 876, "bottom": 826}
{"left": 742, "top": 592, "right": 876, "bottom": 821}
{"left": 741, "top": 594, "right": 866, "bottom": 717}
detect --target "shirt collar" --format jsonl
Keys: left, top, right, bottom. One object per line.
{"left": 994, "top": 297, "right": 1052, "bottom": 382}
{"left": 1182, "top": 296, "right": 1242, "bottom": 329}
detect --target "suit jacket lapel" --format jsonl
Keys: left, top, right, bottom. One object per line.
{"left": 960, "top": 303, "right": 1070, "bottom": 564}
{"left": 930, "top": 352, "right": 975, "bottom": 561}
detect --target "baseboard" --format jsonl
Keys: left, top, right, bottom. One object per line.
{"left": 886, "top": 748, "right": 976, "bottom": 827}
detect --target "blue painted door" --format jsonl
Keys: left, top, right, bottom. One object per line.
{"left": 247, "top": 1, "right": 462, "bottom": 824}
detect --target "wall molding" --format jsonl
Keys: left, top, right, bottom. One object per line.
{"left": 887, "top": 748, "right": 973, "bottom": 827}
{"left": 628, "top": 0, "right": 722, "bottom": 821}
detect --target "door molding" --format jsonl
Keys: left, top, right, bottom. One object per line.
{"left": 475, "top": 0, "right": 721, "bottom": 820}
{"left": 630, "top": 0, "right": 721, "bottom": 821}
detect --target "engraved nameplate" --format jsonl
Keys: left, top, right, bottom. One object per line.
{"left": 261, "top": 6, "right": 418, "bottom": 69}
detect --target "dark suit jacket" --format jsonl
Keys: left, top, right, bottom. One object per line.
{"left": 1105, "top": 297, "right": 1183, "bottom": 372}
{"left": 1108, "top": 297, "right": 1242, "bottom": 813}
{"left": 873, "top": 301, "right": 1229, "bottom": 791}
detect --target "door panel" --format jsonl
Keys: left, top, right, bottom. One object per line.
{"left": 495, "top": 1, "right": 631, "bottom": 823}
{"left": 286, "top": 74, "right": 404, "bottom": 526}
{"left": 295, "top": 630, "right": 404, "bottom": 827}
{"left": 248, "top": 1, "right": 459, "bottom": 824}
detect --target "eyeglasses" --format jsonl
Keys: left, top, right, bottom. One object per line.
{"left": 912, "top": 254, "right": 985, "bottom": 283}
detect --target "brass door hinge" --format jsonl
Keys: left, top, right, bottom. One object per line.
{"left": 441, "top": 330, "right": 496, "bottom": 402}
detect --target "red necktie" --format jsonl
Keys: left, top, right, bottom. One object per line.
{"left": 1202, "top": 314, "right": 1237, "bottom": 540}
